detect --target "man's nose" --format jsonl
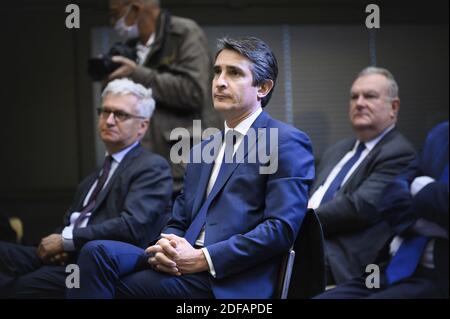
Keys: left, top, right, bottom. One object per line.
{"left": 358, "top": 95, "right": 367, "bottom": 104}
{"left": 106, "top": 112, "right": 117, "bottom": 125}
{"left": 215, "top": 73, "right": 227, "bottom": 88}
{"left": 355, "top": 95, "right": 366, "bottom": 108}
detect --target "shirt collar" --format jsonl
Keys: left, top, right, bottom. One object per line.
{"left": 107, "top": 141, "right": 139, "bottom": 164}
{"left": 137, "top": 33, "right": 155, "bottom": 48}
{"left": 357, "top": 124, "right": 395, "bottom": 151}
{"left": 224, "top": 107, "right": 263, "bottom": 137}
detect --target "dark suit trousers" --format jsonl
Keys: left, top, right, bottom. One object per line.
{"left": 314, "top": 266, "right": 445, "bottom": 299}
{"left": 67, "top": 240, "right": 214, "bottom": 299}
{"left": 0, "top": 241, "right": 68, "bottom": 298}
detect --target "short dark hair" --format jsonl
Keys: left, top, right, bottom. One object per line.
{"left": 215, "top": 37, "right": 278, "bottom": 108}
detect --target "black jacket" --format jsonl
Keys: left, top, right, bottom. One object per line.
{"left": 61, "top": 144, "right": 172, "bottom": 249}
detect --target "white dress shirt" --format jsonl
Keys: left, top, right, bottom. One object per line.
{"left": 62, "top": 142, "right": 139, "bottom": 251}
{"left": 136, "top": 33, "right": 155, "bottom": 65}
{"left": 309, "top": 125, "right": 395, "bottom": 209}
{"left": 197, "top": 107, "right": 263, "bottom": 277}
{"left": 389, "top": 176, "right": 449, "bottom": 268}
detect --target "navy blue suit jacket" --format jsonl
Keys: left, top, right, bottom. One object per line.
{"left": 379, "top": 121, "right": 449, "bottom": 295}
{"left": 164, "top": 111, "right": 315, "bottom": 298}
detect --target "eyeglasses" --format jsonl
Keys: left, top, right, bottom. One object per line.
{"left": 96, "top": 108, "right": 146, "bottom": 122}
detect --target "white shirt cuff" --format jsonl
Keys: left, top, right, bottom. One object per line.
{"left": 410, "top": 176, "right": 435, "bottom": 197}
{"left": 201, "top": 247, "right": 216, "bottom": 278}
{"left": 62, "top": 227, "right": 76, "bottom": 251}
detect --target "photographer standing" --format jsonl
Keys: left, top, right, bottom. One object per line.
{"left": 107, "top": 0, "right": 219, "bottom": 196}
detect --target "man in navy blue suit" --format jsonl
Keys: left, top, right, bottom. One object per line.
{"left": 316, "top": 121, "right": 448, "bottom": 298}
{"left": 67, "top": 36, "right": 315, "bottom": 299}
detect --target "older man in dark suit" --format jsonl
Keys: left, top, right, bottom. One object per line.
{"left": 308, "top": 67, "right": 416, "bottom": 285}
{"left": 0, "top": 78, "right": 172, "bottom": 298}
{"left": 316, "top": 121, "right": 448, "bottom": 298}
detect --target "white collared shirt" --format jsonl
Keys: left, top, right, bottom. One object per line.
{"left": 389, "top": 176, "right": 448, "bottom": 268}
{"left": 206, "top": 107, "right": 263, "bottom": 196}
{"left": 198, "top": 107, "right": 263, "bottom": 277}
{"left": 62, "top": 141, "right": 139, "bottom": 251}
{"left": 309, "top": 124, "right": 395, "bottom": 209}
{"left": 136, "top": 33, "right": 155, "bottom": 65}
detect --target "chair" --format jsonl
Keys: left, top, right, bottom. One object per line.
{"left": 275, "top": 209, "right": 326, "bottom": 299}
{"left": 1, "top": 212, "right": 23, "bottom": 244}
{"left": 9, "top": 217, "right": 24, "bottom": 244}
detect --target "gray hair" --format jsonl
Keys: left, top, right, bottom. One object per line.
{"left": 102, "top": 78, "right": 155, "bottom": 119}
{"left": 357, "top": 66, "right": 399, "bottom": 99}
{"left": 123, "top": 0, "right": 160, "bottom": 6}
{"left": 143, "top": 0, "right": 160, "bottom": 5}
{"left": 215, "top": 36, "right": 278, "bottom": 108}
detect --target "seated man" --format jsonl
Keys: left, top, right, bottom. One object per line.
{"left": 67, "top": 36, "right": 315, "bottom": 299}
{"left": 316, "top": 121, "right": 448, "bottom": 298}
{"left": 308, "top": 67, "right": 416, "bottom": 284}
{"left": 0, "top": 78, "right": 173, "bottom": 298}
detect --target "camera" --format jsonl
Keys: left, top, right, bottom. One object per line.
{"left": 88, "top": 42, "right": 137, "bottom": 81}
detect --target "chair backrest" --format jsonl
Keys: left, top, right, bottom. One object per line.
{"left": 275, "top": 209, "right": 326, "bottom": 299}
{"left": 9, "top": 217, "right": 24, "bottom": 244}
{"left": 0, "top": 213, "right": 21, "bottom": 243}
{"left": 276, "top": 249, "right": 295, "bottom": 299}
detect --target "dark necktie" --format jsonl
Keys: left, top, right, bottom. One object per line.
{"left": 385, "top": 161, "right": 449, "bottom": 285}
{"left": 320, "top": 142, "right": 366, "bottom": 205}
{"left": 74, "top": 155, "right": 113, "bottom": 228}
{"left": 184, "top": 130, "right": 238, "bottom": 245}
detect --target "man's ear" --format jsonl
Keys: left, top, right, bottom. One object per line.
{"left": 391, "top": 98, "right": 400, "bottom": 118}
{"left": 257, "top": 80, "right": 274, "bottom": 100}
{"left": 139, "top": 119, "right": 150, "bottom": 137}
{"left": 127, "top": 2, "right": 142, "bottom": 21}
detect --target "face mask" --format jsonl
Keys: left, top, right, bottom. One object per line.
{"left": 114, "top": 8, "right": 139, "bottom": 40}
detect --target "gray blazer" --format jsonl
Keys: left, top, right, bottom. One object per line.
{"left": 311, "top": 129, "right": 416, "bottom": 283}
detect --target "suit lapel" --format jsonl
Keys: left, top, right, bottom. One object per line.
{"left": 142, "top": 11, "right": 167, "bottom": 65}
{"left": 202, "top": 112, "right": 270, "bottom": 209}
{"left": 313, "top": 139, "right": 355, "bottom": 193}
{"left": 74, "top": 171, "right": 100, "bottom": 211}
{"left": 191, "top": 134, "right": 222, "bottom": 215}
{"left": 90, "top": 144, "right": 142, "bottom": 214}
{"left": 339, "top": 129, "right": 398, "bottom": 192}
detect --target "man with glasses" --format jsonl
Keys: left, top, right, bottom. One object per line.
{"left": 0, "top": 78, "right": 173, "bottom": 298}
